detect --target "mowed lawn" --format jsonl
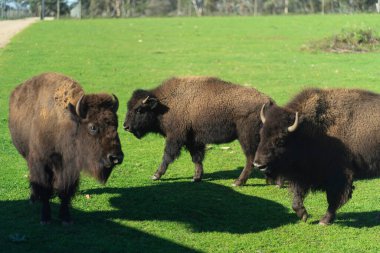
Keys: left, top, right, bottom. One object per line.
{"left": 1, "top": 15, "right": 380, "bottom": 253}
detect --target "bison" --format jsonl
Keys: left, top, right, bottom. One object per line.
{"left": 9, "top": 73, "right": 124, "bottom": 224}
{"left": 123, "top": 76, "right": 273, "bottom": 185}
{"left": 253, "top": 88, "right": 380, "bottom": 225}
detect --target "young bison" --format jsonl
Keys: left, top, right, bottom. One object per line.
{"left": 123, "top": 77, "right": 273, "bottom": 185}
{"left": 9, "top": 73, "right": 124, "bottom": 224}
{"left": 254, "top": 88, "right": 380, "bottom": 225}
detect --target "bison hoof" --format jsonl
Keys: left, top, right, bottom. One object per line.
{"left": 301, "top": 213, "right": 308, "bottom": 222}
{"left": 232, "top": 180, "right": 244, "bottom": 187}
{"left": 192, "top": 178, "right": 202, "bottom": 183}
{"left": 318, "top": 221, "right": 330, "bottom": 226}
{"left": 151, "top": 175, "right": 161, "bottom": 180}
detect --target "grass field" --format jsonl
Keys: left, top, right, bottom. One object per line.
{"left": 1, "top": 15, "right": 380, "bottom": 253}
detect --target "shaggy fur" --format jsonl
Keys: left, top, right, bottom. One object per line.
{"left": 254, "top": 88, "right": 380, "bottom": 224}
{"left": 9, "top": 73, "right": 124, "bottom": 224}
{"left": 124, "top": 76, "right": 273, "bottom": 185}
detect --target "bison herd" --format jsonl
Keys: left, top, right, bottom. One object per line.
{"left": 8, "top": 72, "right": 380, "bottom": 225}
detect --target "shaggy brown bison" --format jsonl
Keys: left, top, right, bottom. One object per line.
{"left": 9, "top": 73, "right": 124, "bottom": 224}
{"left": 254, "top": 88, "right": 380, "bottom": 225}
{"left": 123, "top": 76, "right": 273, "bottom": 185}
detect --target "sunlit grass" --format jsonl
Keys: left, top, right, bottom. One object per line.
{"left": 1, "top": 15, "right": 380, "bottom": 253}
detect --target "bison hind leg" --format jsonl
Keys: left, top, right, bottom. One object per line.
{"left": 320, "top": 172, "right": 354, "bottom": 225}
{"left": 233, "top": 154, "right": 254, "bottom": 187}
{"left": 291, "top": 183, "right": 309, "bottom": 222}
{"left": 29, "top": 159, "right": 54, "bottom": 224}
{"left": 187, "top": 143, "right": 205, "bottom": 182}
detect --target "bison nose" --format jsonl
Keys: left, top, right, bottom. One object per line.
{"left": 123, "top": 122, "right": 130, "bottom": 131}
{"left": 107, "top": 153, "right": 124, "bottom": 165}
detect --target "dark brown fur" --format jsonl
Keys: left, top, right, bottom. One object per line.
{"left": 124, "top": 76, "right": 273, "bottom": 185}
{"left": 254, "top": 88, "right": 380, "bottom": 224}
{"left": 9, "top": 73, "right": 124, "bottom": 224}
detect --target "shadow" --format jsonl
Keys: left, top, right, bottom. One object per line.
{"left": 84, "top": 181, "right": 296, "bottom": 234}
{"left": 160, "top": 167, "right": 266, "bottom": 183}
{"left": 0, "top": 200, "right": 200, "bottom": 253}
{"left": 335, "top": 211, "right": 380, "bottom": 228}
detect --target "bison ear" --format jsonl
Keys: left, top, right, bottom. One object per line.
{"left": 68, "top": 95, "right": 88, "bottom": 119}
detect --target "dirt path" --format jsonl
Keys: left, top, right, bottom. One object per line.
{"left": 0, "top": 17, "right": 39, "bottom": 48}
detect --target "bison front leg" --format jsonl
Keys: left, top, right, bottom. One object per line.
{"left": 188, "top": 143, "right": 205, "bottom": 182}
{"left": 58, "top": 180, "right": 78, "bottom": 225}
{"left": 152, "top": 138, "right": 183, "bottom": 180}
{"left": 291, "top": 184, "right": 309, "bottom": 222}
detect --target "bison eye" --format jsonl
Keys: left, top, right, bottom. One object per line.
{"left": 88, "top": 124, "right": 98, "bottom": 135}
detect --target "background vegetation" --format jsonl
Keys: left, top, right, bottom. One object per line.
{"left": 1, "top": 0, "right": 380, "bottom": 20}
{"left": 1, "top": 14, "right": 380, "bottom": 252}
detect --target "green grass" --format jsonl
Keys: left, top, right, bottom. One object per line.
{"left": 1, "top": 15, "right": 380, "bottom": 253}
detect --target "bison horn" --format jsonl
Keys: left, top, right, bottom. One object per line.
{"left": 112, "top": 94, "right": 119, "bottom": 111}
{"left": 142, "top": 96, "right": 150, "bottom": 104}
{"left": 260, "top": 104, "right": 266, "bottom": 124}
{"left": 288, "top": 112, "right": 299, "bottom": 132}
{"left": 75, "top": 95, "right": 84, "bottom": 117}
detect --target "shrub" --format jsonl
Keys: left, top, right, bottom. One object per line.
{"left": 303, "top": 26, "right": 380, "bottom": 53}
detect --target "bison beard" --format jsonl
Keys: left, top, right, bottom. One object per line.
{"left": 124, "top": 76, "right": 274, "bottom": 185}
{"left": 9, "top": 73, "right": 124, "bottom": 224}
{"left": 254, "top": 87, "right": 380, "bottom": 225}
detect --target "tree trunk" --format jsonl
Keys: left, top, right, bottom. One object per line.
{"left": 191, "top": 0, "right": 203, "bottom": 16}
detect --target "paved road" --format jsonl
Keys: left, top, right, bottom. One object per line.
{"left": 0, "top": 17, "right": 39, "bottom": 48}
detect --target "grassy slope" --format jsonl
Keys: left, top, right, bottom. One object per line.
{"left": 0, "top": 15, "right": 380, "bottom": 253}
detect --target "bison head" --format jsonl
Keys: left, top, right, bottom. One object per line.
{"left": 253, "top": 103, "right": 300, "bottom": 179}
{"left": 123, "top": 89, "right": 166, "bottom": 139}
{"left": 68, "top": 94, "right": 124, "bottom": 183}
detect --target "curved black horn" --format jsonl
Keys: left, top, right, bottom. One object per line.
{"left": 75, "top": 95, "right": 84, "bottom": 117}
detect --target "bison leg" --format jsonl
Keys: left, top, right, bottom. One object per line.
{"left": 291, "top": 184, "right": 309, "bottom": 222}
{"left": 188, "top": 143, "right": 205, "bottom": 182}
{"left": 234, "top": 121, "right": 261, "bottom": 186}
{"left": 320, "top": 173, "right": 353, "bottom": 225}
{"left": 233, "top": 155, "right": 254, "bottom": 186}
{"left": 29, "top": 158, "right": 53, "bottom": 224}
{"left": 152, "top": 138, "right": 183, "bottom": 180}
{"left": 58, "top": 180, "right": 78, "bottom": 225}
{"left": 266, "top": 176, "right": 285, "bottom": 188}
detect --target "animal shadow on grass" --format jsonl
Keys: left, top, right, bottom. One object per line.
{"left": 0, "top": 200, "right": 200, "bottom": 253}
{"left": 334, "top": 211, "right": 380, "bottom": 228}
{"left": 160, "top": 167, "right": 267, "bottom": 186}
{"left": 85, "top": 181, "right": 297, "bottom": 234}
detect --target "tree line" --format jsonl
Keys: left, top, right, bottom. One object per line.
{"left": 2, "top": 0, "right": 379, "bottom": 19}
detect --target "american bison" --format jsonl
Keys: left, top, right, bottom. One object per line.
{"left": 9, "top": 73, "right": 124, "bottom": 224}
{"left": 123, "top": 76, "right": 273, "bottom": 185}
{"left": 253, "top": 88, "right": 380, "bottom": 225}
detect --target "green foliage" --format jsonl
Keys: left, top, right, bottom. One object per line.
{"left": 304, "top": 25, "right": 380, "bottom": 53}
{"left": 1, "top": 15, "right": 380, "bottom": 253}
